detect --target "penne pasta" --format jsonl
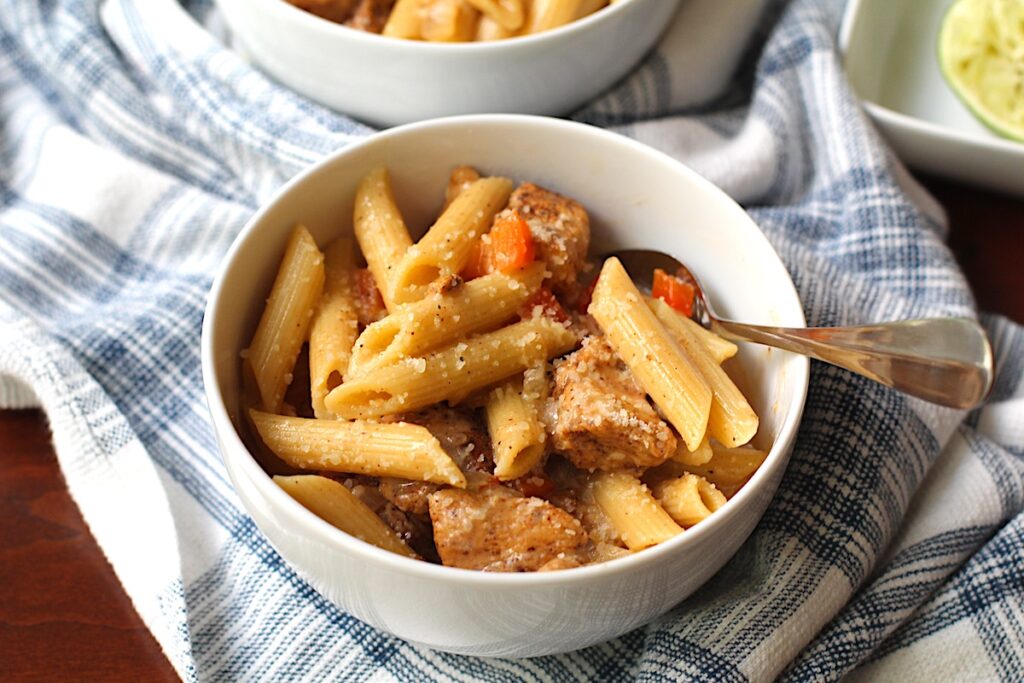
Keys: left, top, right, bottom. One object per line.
{"left": 591, "top": 471, "right": 682, "bottom": 550}
{"left": 390, "top": 176, "right": 513, "bottom": 305}
{"left": 324, "top": 317, "right": 576, "bottom": 419}
{"left": 475, "top": 11, "right": 517, "bottom": 39}
{"left": 353, "top": 167, "right": 414, "bottom": 312}
{"left": 309, "top": 238, "right": 360, "bottom": 418}
{"left": 420, "top": 0, "right": 480, "bottom": 41}
{"left": 650, "top": 298, "right": 758, "bottom": 447}
{"left": 245, "top": 224, "right": 325, "bottom": 414}
{"left": 522, "top": 357, "right": 548, "bottom": 403}
{"left": 525, "top": 0, "right": 583, "bottom": 33}
{"left": 293, "top": 0, "right": 604, "bottom": 39}
{"left": 251, "top": 410, "right": 467, "bottom": 487}
{"left": 346, "top": 263, "right": 544, "bottom": 377}
{"left": 684, "top": 445, "right": 768, "bottom": 498}
{"left": 651, "top": 473, "right": 727, "bottom": 528}
{"left": 673, "top": 435, "right": 714, "bottom": 467}
{"left": 241, "top": 166, "right": 769, "bottom": 573}
{"left": 589, "top": 257, "right": 712, "bottom": 452}
{"left": 648, "top": 296, "right": 738, "bottom": 364}
{"left": 487, "top": 371, "right": 547, "bottom": 480}
{"left": 574, "top": 0, "right": 606, "bottom": 19}
{"left": 274, "top": 475, "right": 418, "bottom": 558}
{"left": 382, "top": 0, "right": 423, "bottom": 38}
{"left": 465, "top": 0, "right": 524, "bottom": 30}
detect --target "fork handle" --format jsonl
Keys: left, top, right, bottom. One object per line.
{"left": 710, "top": 317, "right": 993, "bottom": 409}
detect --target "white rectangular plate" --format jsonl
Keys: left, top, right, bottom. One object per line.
{"left": 840, "top": 0, "right": 1024, "bottom": 197}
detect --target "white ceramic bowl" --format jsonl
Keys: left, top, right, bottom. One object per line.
{"left": 840, "top": 0, "right": 1024, "bottom": 197}
{"left": 213, "top": 0, "right": 680, "bottom": 127}
{"left": 201, "top": 115, "right": 809, "bottom": 657}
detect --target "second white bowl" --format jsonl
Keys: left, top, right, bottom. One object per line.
{"left": 214, "top": 0, "right": 681, "bottom": 126}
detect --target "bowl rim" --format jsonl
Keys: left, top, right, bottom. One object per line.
{"left": 201, "top": 113, "right": 809, "bottom": 588}
{"left": 243, "top": 0, "right": 662, "bottom": 52}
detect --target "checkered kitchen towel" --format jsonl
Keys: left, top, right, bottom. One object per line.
{"left": 1, "top": 0, "right": 1022, "bottom": 680}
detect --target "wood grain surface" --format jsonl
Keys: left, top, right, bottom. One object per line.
{"left": 0, "top": 178, "right": 1021, "bottom": 681}
{"left": 0, "top": 410, "right": 180, "bottom": 682}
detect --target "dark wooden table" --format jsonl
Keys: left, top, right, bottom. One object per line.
{"left": 2, "top": 175, "right": 1022, "bottom": 681}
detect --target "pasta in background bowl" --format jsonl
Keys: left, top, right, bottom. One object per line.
{"left": 201, "top": 115, "right": 809, "bottom": 656}
{"left": 213, "top": 0, "right": 679, "bottom": 126}
{"left": 286, "top": 0, "right": 621, "bottom": 41}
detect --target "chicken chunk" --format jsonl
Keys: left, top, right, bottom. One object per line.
{"left": 287, "top": 0, "right": 359, "bottom": 23}
{"left": 328, "top": 474, "right": 439, "bottom": 561}
{"left": 344, "top": 0, "right": 395, "bottom": 32}
{"left": 538, "top": 556, "right": 583, "bottom": 571}
{"left": 401, "top": 406, "right": 494, "bottom": 474}
{"left": 549, "top": 336, "right": 677, "bottom": 471}
{"left": 378, "top": 406, "right": 493, "bottom": 514}
{"left": 377, "top": 503, "right": 439, "bottom": 562}
{"left": 507, "top": 182, "right": 590, "bottom": 295}
{"left": 428, "top": 486, "right": 589, "bottom": 571}
{"left": 378, "top": 478, "right": 440, "bottom": 516}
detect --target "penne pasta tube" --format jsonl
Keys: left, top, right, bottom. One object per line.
{"left": 353, "top": 167, "right": 414, "bottom": 312}
{"left": 475, "top": 11, "right": 516, "bottom": 39}
{"left": 684, "top": 445, "right": 768, "bottom": 498}
{"left": 465, "top": 0, "right": 524, "bottom": 29}
{"left": 245, "top": 225, "right": 325, "bottom": 413}
{"left": 591, "top": 471, "right": 682, "bottom": 550}
{"left": 574, "top": 0, "right": 606, "bottom": 19}
{"left": 591, "top": 541, "right": 631, "bottom": 564}
{"left": 390, "top": 176, "right": 513, "bottom": 305}
{"left": 382, "top": 0, "right": 423, "bottom": 38}
{"left": 324, "top": 317, "right": 576, "bottom": 419}
{"left": 274, "top": 475, "right": 418, "bottom": 558}
{"left": 649, "top": 298, "right": 759, "bottom": 447}
{"left": 647, "top": 296, "right": 738, "bottom": 364}
{"left": 346, "top": 263, "right": 544, "bottom": 377}
{"left": 488, "top": 373, "right": 547, "bottom": 480}
{"left": 420, "top": 0, "right": 480, "bottom": 41}
{"left": 525, "top": 0, "right": 584, "bottom": 33}
{"left": 589, "top": 257, "right": 712, "bottom": 451}
{"left": 522, "top": 357, "right": 548, "bottom": 402}
{"left": 309, "top": 238, "right": 359, "bottom": 418}
{"left": 651, "top": 473, "right": 727, "bottom": 528}
{"left": 251, "top": 410, "right": 467, "bottom": 487}
{"left": 673, "top": 435, "right": 714, "bottom": 467}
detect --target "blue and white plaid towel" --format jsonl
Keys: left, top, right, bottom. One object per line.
{"left": 2, "top": 0, "right": 1022, "bottom": 680}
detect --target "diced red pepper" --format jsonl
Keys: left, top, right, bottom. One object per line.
{"left": 488, "top": 210, "right": 535, "bottom": 274}
{"left": 520, "top": 286, "right": 570, "bottom": 324}
{"left": 652, "top": 268, "right": 695, "bottom": 317}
